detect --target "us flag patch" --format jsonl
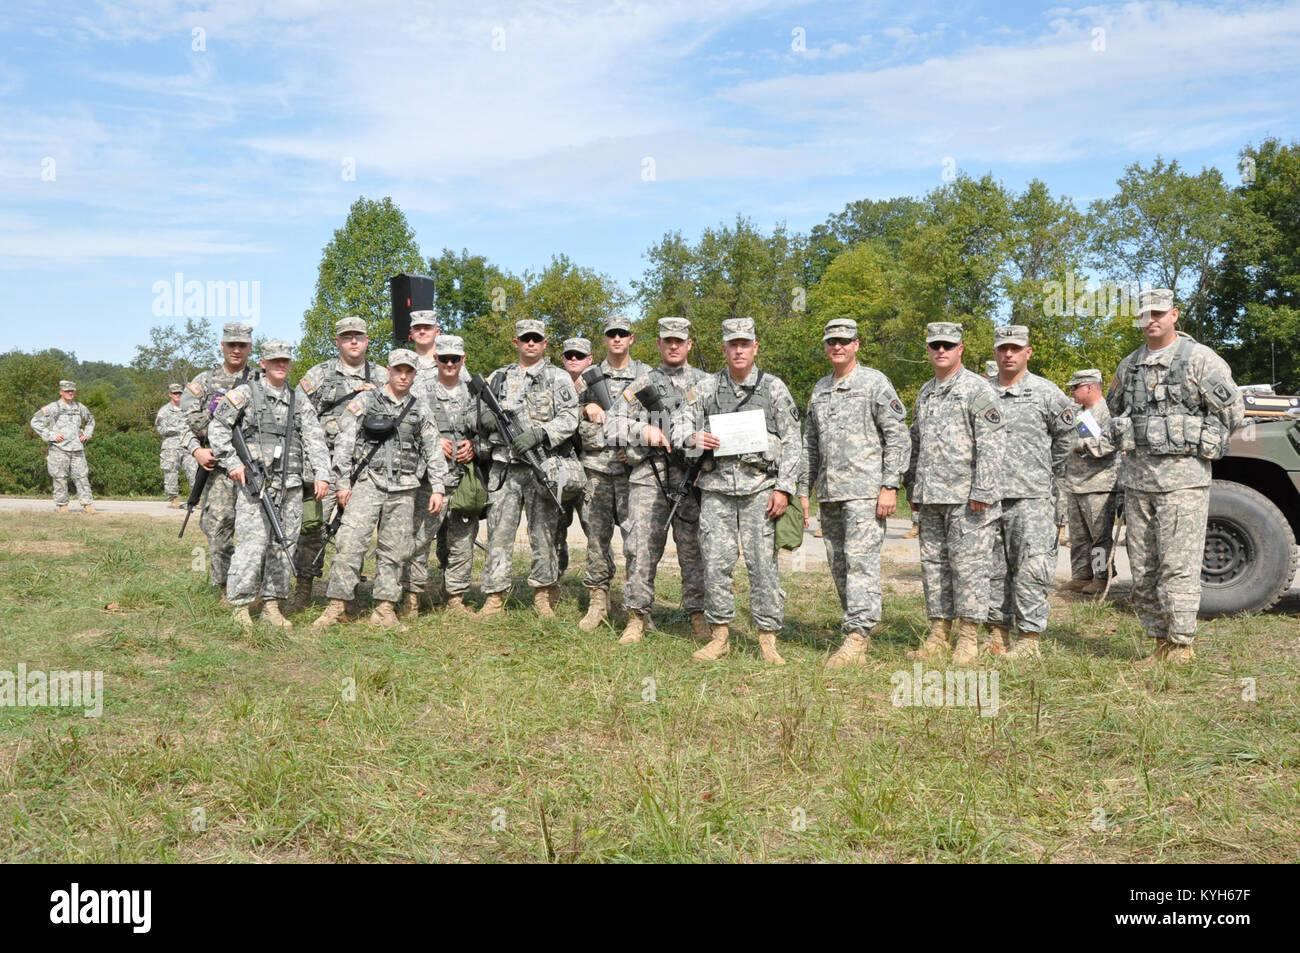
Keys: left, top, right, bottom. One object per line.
{"left": 188, "top": 381, "right": 203, "bottom": 396}
{"left": 300, "top": 377, "right": 315, "bottom": 394}
{"left": 347, "top": 399, "right": 363, "bottom": 415}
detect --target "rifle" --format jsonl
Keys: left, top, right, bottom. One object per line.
{"left": 178, "top": 461, "right": 209, "bottom": 539}
{"left": 230, "top": 425, "right": 292, "bottom": 556}
{"left": 468, "top": 373, "right": 563, "bottom": 508}
{"left": 632, "top": 382, "right": 705, "bottom": 525}
{"left": 579, "top": 366, "right": 615, "bottom": 411}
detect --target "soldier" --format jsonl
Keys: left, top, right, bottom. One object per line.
{"left": 401, "top": 333, "right": 478, "bottom": 617}
{"left": 156, "top": 383, "right": 198, "bottom": 507}
{"left": 605, "top": 316, "right": 709, "bottom": 644}
{"left": 476, "top": 319, "right": 579, "bottom": 617}
{"left": 903, "top": 322, "right": 1004, "bottom": 664}
{"left": 685, "top": 317, "right": 803, "bottom": 664}
{"left": 1061, "top": 369, "right": 1120, "bottom": 595}
{"left": 1108, "top": 289, "right": 1244, "bottom": 665}
{"left": 31, "top": 380, "right": 95, "bottom": 514}
{"left": 208, "top": 341, "right": 331, "bottom": 629}
{"left": 181, "top": 322, "right": 260, "bottom": 595}
{"left": 312, "top": 349, "right": 446, "bottom": 630}
{"left": 985, "top": 325, "right": 1076, "bottom": 659}
{"left": 574, "top": 315, "right": 652, "bottom": 632}
{"left": 801, "top": 318, "right": 912, "bottom": 668}
{"left": 555, "top": 336, "right": 593, "bottom": 577}
{"left": 288, "top": 316, "right": 388, "bottom": 613}
{"left": 408, "top": 308, "right": 472, "bottom": 384}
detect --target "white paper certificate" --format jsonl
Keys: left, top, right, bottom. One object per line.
{"left": 709, "top": 410, "right": 768, "bottom": 456}
{"left": 1077, "top": 409, "right": 1101, "bottom": 439}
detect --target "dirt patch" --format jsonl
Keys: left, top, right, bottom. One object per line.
{"left": 0, "top": 541, "right": 85, "bottom": 555}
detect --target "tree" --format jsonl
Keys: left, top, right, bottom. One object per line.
{"left": 806, "top": 196, "right": 922, "bottom": 284}
{"left": 299, "top": 196, "right": 424, "bottom": 368}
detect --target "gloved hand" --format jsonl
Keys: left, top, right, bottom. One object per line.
{"left": 512, "top": 426, "right": 546, "bottom": 455}
{"left": 479, "top": 407, "right": 500, "bottom": 433}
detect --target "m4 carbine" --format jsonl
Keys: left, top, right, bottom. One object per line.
{"left": 468, "top": 373, "right": 563, "bottom": 508}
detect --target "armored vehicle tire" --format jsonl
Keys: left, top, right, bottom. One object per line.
{"left": 1200, "top": 480, "right": 1298, "bottom": 617}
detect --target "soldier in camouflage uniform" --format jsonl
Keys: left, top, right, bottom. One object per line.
{"left": 1061, "top": 369, "right": 1119, "bottom": 596}
{"left": 288, "top": 316, "right": 389, "bottom": 612}
{"left": 401, "top": 334, "right": 478, "bottom": 617}
{"left": 684, "top": 317, "right": 803, "bottom": 664}
{"left": 801, "top": 318, "right": 912, "bottom": 668}
{"left": 604, "top": 317, "right": 709, "bottom": 645}
{"left": 476, "top": 319, "right": 580, "bottom": 618}
{"left": 574, "top": 315, "right": 652, "bottom": 632}
{"left": 208, "top": 341, "right": 331, "bottom": 629}
{"left": 156, "top": 383, "right": 198, "bottom": 507}
{"left": 313, "top": 349, "right": 446, "bottom": 631}
{"left": 180, "top": 322, "right": 260, "bottom": 594}
{"left": 555, "top": 336, "right": 593, "bottom": 577}
{"left": 31, "top": 380, "right": 96, "bottom": 513}
{"left": 1108, "top": 289, "right": 1244, "bottom": 665}
{"left": 903, "top": 322, "right": 1005, "bottom": 664}
{"left": 985, "top": 325, "right": 1076, "bottom": 660}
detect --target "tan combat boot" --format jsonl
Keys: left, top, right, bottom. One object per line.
{"left": 902, "top": 523, "right": 919, "bottom": 539}
{"left": 690, "top": 611, "right": 711, "bottom": 641}
{"left": 1135, "top": 639, "right": 1172, "bottom": 667}
{"left": 400, "top": 591, "right": 420, "bottom": 619}
{"left": 312, "top": 599, "right": 348, "bottom": 630}
{"left": 478, "top": 593, "right": 506, "bottom": 617}
{"left": 169, "top": 497, "right": 181, "bottom": 509}
{"left": 907, "top": 618, "right": 951, "bottom": 661}
{"left": 757, "top": 630, "right": 786, "bottom": 666}
{"left": 288, "top": 576, "right": 314, "bottom": 615}
{"left": 370, "top": 601, "right": 408, "bottom": 631}
{"left": 444, "top": 594, "right": 471, "bottom": 616}
{"left": 983, "top": 624, "right": 1011, "bottom": 656}
{"left": 826, "top": 630, "right": 871, "bottom": 669}
{"left": 951, "top": 619, "right": 980, "bottom": 666}
{"left": 618, "top": 611, "right": 650, "bottom": 645}
{"left": 1059, "top": 577, "right": 1091, "bottom": 593}
{"left": 261, "top": 600, "right": 294, "bottom": 629}
{"left": 82, "top": 504, "right": 96, "bottom": 515}
{"left": 813, "top": 524, "right": 823, "bottom": 538}
{"left": 57, "top": 504, "right": 68, "bottom": 514}
{"left": 534, "top": 585, "right": 556, "bottom": 618}
{"left": 579, "top": 588, "right": 609, "bottom": 632}
{"left": 693, "top": 623, "right": 729, "bottom": 662}
{"left": 232, "top": 605, "right": 254, "bottom": 630}
{"left": 1003, "top": 631, "right": 1041, "bottom": 660}
{"left": 1165, "top": 643, "right": 1196, "bottom": 665}
{"left": 1080, "top": 578, "right": 1107, "bottom": 596}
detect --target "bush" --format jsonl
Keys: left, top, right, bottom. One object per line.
{"left": 0, "top": 424, "right": 185, "bottom": 497}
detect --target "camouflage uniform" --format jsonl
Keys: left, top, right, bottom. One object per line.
{"left": 208, "top": 375, "right": 330, "bottom": 607}
{"left": 1064, "top": 388, "right": 1119, "bottom": 582}
{"left": 555, "top": 336, "right": 592, "bottom": 577}
{"left": 804, "top": 363, "right": 912, "bottom": 634}
{"left": 30, "top": 391, "right": 95, "bottom": 507}
{"left": 1108, "top": 327, "right": 1244, "bottom": 646}
{"left": 156, "top": 397, "right": 198, "bottom": 499}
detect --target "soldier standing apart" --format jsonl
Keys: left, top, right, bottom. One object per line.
{"left": 555, "top": 337, "right": 593, "bottom": 577}
{"left": 985, "top": 325, "right": 1075, "bottom": 659}
{"left": 801, "top": 319, "right": 911, "bottom": 668}
{"left": 156, "top": 383, "right": 197, "bottom": 507}
{"left": 475, "top": 320, "right": 579, "bottom": 618}
{"left": 208, "top": 341, "right": 330, "bottom": 629}
{"left": 575, "top": 315, "right": 653, "bottom": 632}
{"left": 401, "top": 334, "right": 478, "bottom": 616}
{"left": 903, "top": 322, "right": 1004, "bottom": 664}
{"left": 181, "top": 322, "right": 259, "bottom": 596}
{"left": 686, "top": 318, "right": 803, "bottom": 664}
{"left": 608, "top": 317, "right": 709, "bottom": 645}
{"left": 313, "top": 349, "right": 446, "bottom": 630}
{"left": 31, "top": 380, "right": 95, "bottom": 514}
{"left": 1108, "top": 289, "right": 1244, "bottom": 665}
{"left": 1060, "top": 369, "right": 1119, "bottom": 595}
{"left": 289, "top": 317, "right": 388, "bottom": 613}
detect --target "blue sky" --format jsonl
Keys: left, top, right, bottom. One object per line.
{"left": 3, "top": 0, "right": 1299, "bottom": 363}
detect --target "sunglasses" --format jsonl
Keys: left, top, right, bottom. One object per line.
{"left": 927, "top": 341, "right": 959, "bottom": 351}
{"left": 825, "top": 338, "right": 855, "bottom": 348}
{"left": 605, "top": 329, "right": 630, "bottom": 339}
{"left": 563, "top": 352, "right": 588, "bottom": 361}
{"left": 519, "top": 334, "right": 545, "bottom": 344}
{"left": 437, "top": 355, "right": 462, "bottom": 364}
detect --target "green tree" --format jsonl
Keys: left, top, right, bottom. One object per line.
{"left": 806, "top": 196, "right": 922, "bottom": 283}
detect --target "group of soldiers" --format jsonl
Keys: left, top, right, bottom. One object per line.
{"left": 32, "top": 285, "right": 1244, "bottom": 668}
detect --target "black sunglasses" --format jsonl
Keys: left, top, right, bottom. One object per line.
{"left": 825, "top": 337, "right": 855, "bottom": 348}
{"left": 563, "top": 351, "right": 588, "bottom": 361}
{"left": 605, "top": 329, "right": 630, "bottom": 339}
{"left": 519, "top": 334, "right": 545, "bottom": 344}
{"left": 437, "top": 355, "right": 462, "bottom": 364}
{"left": 928, "top": 341, "right": 959, "bottom": 351}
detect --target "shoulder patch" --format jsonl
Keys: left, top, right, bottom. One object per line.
{"left": 188, "top": 381, "right": 203, "bottom": 396}
{"left": 346, "top": 399, "right": 364, "bottom": 415}
{"left": 225, "top": 390, "right": 244, "bottom": 408}
{"left": 300, "top": 377, "right": 315, "bottom": 394}
{"left": 984, "top": 408, "right": 1002, "bottom": 426}
{"left": 1060, "top": 407, "right": 1075, "bottom": 426}
{"left": 685, "top": 387, "right": 696, "bottom": 403}
{"left": 1108, "top": 376, "right": 1119, "bottom": 394}
{"left": 889, "top": 397, "right": 906, "bottom": 418}
{"left": 623, "top": 387, "right": 635, "bottom": 403}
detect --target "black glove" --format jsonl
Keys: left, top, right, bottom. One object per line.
{"left": 512, "top": 426, "right": 546, "bottom": 455}
{"left": 479, "top": 407, "right": 499, "bottom": 433}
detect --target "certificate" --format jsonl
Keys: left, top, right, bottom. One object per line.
{"left": 1077, "top": 409, "right": 1101, "bottom": 439}
{"left": 709, "top": 410, "right": 768, "bottom": 456}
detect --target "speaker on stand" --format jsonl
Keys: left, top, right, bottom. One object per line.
{"left": 389, "top": 274, "right": 436, "bottom": 346}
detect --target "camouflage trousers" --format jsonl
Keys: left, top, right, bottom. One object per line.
{"left": 1068, "top": 491, "right": 1117, "bottom": 580}
{"left": 436, "top": 512, "right": 481, "bottom": 596}
{"left": 227, "top": 484, "right": 303, "bottom": 606}
{"left": 401, "top": 479, "right": 448, "bottom": 595}
{"left": 199, "top": 467, "right": 237, "bottom": 587}
{"left": 581, "top": 469, "right": 630, "bottom": 590}
{"left": 294, "top": 483, "right": 339, "bottom": 578}
{"left": 160, "top": 446, "right": 198, "bottom": 498}
{"left": 819, "top": 498, "right": 886, "bottom": 634}
{"left": 1125, "top": 486, "right": 1209, "bottom": 645}
{"left": 483, "top": 463, "right": 561, "bottom": 593}
{"left": 325, "top": 476, "right": 415, "bottom": 604}
{"left": 989, "top": 496, "right": 1056, "bottom": 633}
{"left": 917, "top": 502, "right": 999, "bottom": 623}
{"left": 699, "top": 490, "right": 785, "bottom": 631}
{"left": 556, "top": 495, "right": 585, "bottom": 577}
{"left": 47, "top": 449, "right": 92, "bottom": 506}
{"left": 622, "top": 480, "right": 705, "bottom": 615}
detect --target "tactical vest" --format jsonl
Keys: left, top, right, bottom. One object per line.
{"left": 48, "top": 403, "right": 89, "bottom": 425}
{"left": 246, "top": 383, "right": 303, "bottom": 478}
{"left": 705, "top": 369, "right": 779, "bottom": 470}
{"left": 359, "top": 397, "right": 422, "bottom": 475}
{"left": 315, "top": 361, "right": 377, "bottom": 420}
{"left": 1122, "top": 335, "right": 1214, "bottom": 456}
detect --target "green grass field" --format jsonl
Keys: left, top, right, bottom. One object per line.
{"left": 1, "top": 511, "right": 1297, "bottom": 862}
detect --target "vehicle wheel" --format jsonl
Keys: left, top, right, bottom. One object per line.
{"left": 1200, "top": 480, "right": 1298, "bottom": 616}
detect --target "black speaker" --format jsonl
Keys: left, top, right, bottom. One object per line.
{"left": 389, "top": 274, "right": 436, "bottom": 345}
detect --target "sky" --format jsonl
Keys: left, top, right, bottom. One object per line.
{"left": 2, "top": 0, "right": 1299, "bottom": 364}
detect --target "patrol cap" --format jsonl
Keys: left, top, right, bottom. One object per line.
{"left": 925, "top": 321, "right": 963, "bottom": 344}
{"left": 409, "top": 310, "right": 439, "bottom": 328}
{"left": 1068, "top": 368, "right": 1104, "bottom": 389}
{"left": 59, "top": 380, "right": 77, "bottom": 391}
{"left": 658, "top": 317, "right": 691, "bottom": 340}
{"left": 603, "top": 314, "right": 632, "bottom": 334}
{"left": 822, "top": 318, "right": 858, "bottom": 342}
{"left": 435, "top": 334, "right": 465, "bottom": 357}
{"left": 334, "top": 316, "right": 368, "bottom": 336}
{"left": 994, "top": 324, "right": 1030, "bottom": 347}
{"left": 984, "top": 361, "right": 997, "bottom": 377}
{"left": 1137, "top": 288, "right": 1176, "bottom": 316}
{"left": 721, "top": 317, "right": 756, "bottom": 342}
{"left": 168, "top": 382, "right": 184, "bottom": 394}
{"left": 261, "top": 339, "right": 293, "bottom": 361}
{"left": 222, "top": 322, "right": 253, "bottom": 343}
{"left": 562, "top": 337, "right": 592, "bottom": 356}
{"left": 515, "top": 319, "right": 546, "bottom": 338}
{"left": 388, "top": 348, "right": 418, "bottom": 369}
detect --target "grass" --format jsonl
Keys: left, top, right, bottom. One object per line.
{"left": 0, "top": 511, "right": 1297, "bottom": 863}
